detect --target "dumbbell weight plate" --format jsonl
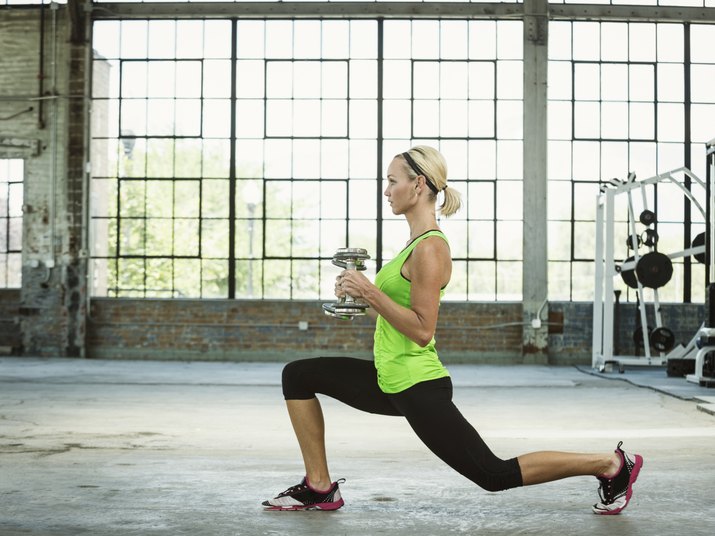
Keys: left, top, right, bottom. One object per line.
{"left": 633, "top": 325, "right": 653, "bottom": 349}
{"left": 651, "top": 327, "right": 675, "bottom": 353}
{"left": 639, "top": 210, "right": 657, "bottom": 226}
{"left": 692, "top": 232, "right": 706, "bottom": 264}
{"left": 626, "top": 235, "right": 642, "bottom": 250}
{"left": 322, "top": 302, "right": 369, "bottom": 319}
{"left": 635, "top": 251, "right": 673, "bottom": 289}
{"left": 620, "top": 256, "right": 638, "bottom": 289}
{"left": 641, "top": 228, "right": 659, "bottom": 248}
{"left": 332, "top": 248, "right": 370, "bottom": 270}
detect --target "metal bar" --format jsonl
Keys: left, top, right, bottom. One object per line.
{"left": 593, "top": 193, "right": 605, "bottom": 368}
{"left": 626, "top": 188, "right": 651, "bottom": 358}
{"left": 709, "top": 140, "right": 715, "bottom": 284}
{"left": 606, "top": 169, "right": 707, "bottom": 219}
{"left": 653, "top": 287, "right": 663, "bottom": 330}
{"left": 684, "top": 23, "right": 693, "bottom": 301}
{"left": 603, "top": 188, "right": 615, "bottom": 362}
{"left": 92, "top": 2, "right": 525, "bottom": 20}
{"left": 91, "top": 3, "right": 715, "bottom": 24}
{"left": 639, "top": 291, "right": 651, "bottom": 359}
{"left": 620, "top": 246, "right": 705, "bottom": 271}
{"left": 375, "top": 19, "right": 384, "bottom": 273}
{"left": 550, "top": 4, "right": 715, "bottom": 23}
{"left": 228, "top": 19, "right": 238, "bottom": 299}
{"left": 605, "top": 356, "right": 667, "bottom": 366}
{"left": 639, "top": 180, "right": 648, "bottom": 224}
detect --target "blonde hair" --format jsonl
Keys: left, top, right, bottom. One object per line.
{"left": 399, "top": 145, "right": 462, "bottom": 217}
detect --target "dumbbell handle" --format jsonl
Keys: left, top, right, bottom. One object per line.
{"left": 342, "top": 259, "right": 357, "bottom": 304}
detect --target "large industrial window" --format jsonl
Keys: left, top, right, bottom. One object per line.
{"left": 379, "top": 20, "right": 524, "bottom": 301}
{"left": 0, "top": 159, "right": 23, "bottom": 289}
{"left": 90, "top": 18, "right": 523, "bottom": 301}
{"left": 547, "top": 21, "right": 715, "bottom": 303}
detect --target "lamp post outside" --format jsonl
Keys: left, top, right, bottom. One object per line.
{"left": 244, "top": 181, "right": 260, "bottom": 298}
{"left": 120, "top": 129, "right": 135, "bottom": 176}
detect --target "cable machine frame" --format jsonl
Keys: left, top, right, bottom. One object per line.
{"left": 592, "top": 167, "right": 708, "bottom": 373}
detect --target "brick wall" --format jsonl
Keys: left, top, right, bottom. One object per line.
{"left": 87, "top": 299, "right": 525, "bottom": 363}
{"left": 86, "top": 298, "right": 707, "bottom": 365}
{"left": 0, "top": 289, "right": 21, "bottom": 354}
{"left": 548, "top": 301, "right": 705, "bottom": 364}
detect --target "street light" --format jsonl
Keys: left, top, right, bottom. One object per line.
{"left": 244, "top": 181, "right": 260, "bottom": 298}
{"left": 120, "top": 130, "right": 136, "bottom": 158}
{"left": 120, "top": 129, "right": 135, "bottom": 178}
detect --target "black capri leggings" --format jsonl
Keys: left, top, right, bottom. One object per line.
{"left": 282, "top": 357, "right": 523, "bottom": 493}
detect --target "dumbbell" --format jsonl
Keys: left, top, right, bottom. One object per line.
{"left": 322, "top": 248, "right": 370, "bottom": 320}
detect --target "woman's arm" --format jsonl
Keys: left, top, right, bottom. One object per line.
{"left": 339, "top": 237, "right": 451, "bottom": 347}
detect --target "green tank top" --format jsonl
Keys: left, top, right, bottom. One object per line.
{"left": 373, "top": 230, "right": 450, "bottom": 394}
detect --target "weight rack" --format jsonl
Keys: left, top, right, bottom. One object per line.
{"left": 592, "top": 167, "right": 708, "bottom": 372}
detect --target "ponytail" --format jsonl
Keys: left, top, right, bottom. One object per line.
{"left": 439, "top": 186, "right": 462, "bottom": 218}
{"left": 400, "top": 145, "right": 463, "bottom": 217}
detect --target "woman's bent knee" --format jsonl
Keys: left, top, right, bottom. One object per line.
{"left": 473, "top": 458, "right": 523, "bottom": 492}
{"left": 282, "top": 359, "right": 319, "bottom": 400}
{"left": 478, "top": 477, "right": 516, "bottom": 493}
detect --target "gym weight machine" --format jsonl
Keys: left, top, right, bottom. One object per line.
{"left": 592, "top": 167, "right": 708, "bottom": 373}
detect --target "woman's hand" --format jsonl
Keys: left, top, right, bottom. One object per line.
{"left": 334, "top": 274, "right": 346, "bottom": 299}
{"left": 335, "top": 269, "right": 372, "bottom": 300}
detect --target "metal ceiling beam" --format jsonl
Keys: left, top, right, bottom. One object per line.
{"left": 550, "top": 4, "right": 715, "bottom": 23}
{"left": 90, "top": 2, "right": 522, "bottom": 20}
{"left": 91, "top": 2, "right": 715, "bottom": 23}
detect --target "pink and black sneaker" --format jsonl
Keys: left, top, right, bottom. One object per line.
{"left": 262, "top": 477, "right": 345, "bottom": 511}
{"left": 592, "top": 441, "right": 643, "bottom": 515}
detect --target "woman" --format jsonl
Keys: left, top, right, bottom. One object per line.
{"left": 262, "top": 146, "right": 642, "bottom": 515}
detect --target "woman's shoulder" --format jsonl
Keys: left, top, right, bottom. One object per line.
{"left": 409, "top": 233, "right": 451, "bottom": 287}
{"left": 412, "top": 232, "right": 450, "bottom": 258}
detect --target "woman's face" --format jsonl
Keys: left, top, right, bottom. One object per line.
{"left": 384, "top": 157, "right": 417, "bottom": 215}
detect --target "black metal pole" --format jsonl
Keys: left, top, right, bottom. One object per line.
{"left": 684, "top": 23, "right": 693, "bottom": 301}
{"left": 228, "top": 19, "right": 238, "bottom": 298}
{"left": 375, "top": 19, "right": 384, "bottom": 272}
{"left": 614, "top": 289, "right": 621, "bottom": 355}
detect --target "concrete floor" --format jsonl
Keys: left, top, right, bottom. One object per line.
{"left": 1, "top": 358, "right": 714, "bottom": 536}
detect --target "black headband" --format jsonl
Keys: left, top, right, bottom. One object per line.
{"left": 401, "top": 152, "right": 440, "bottom": 195}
